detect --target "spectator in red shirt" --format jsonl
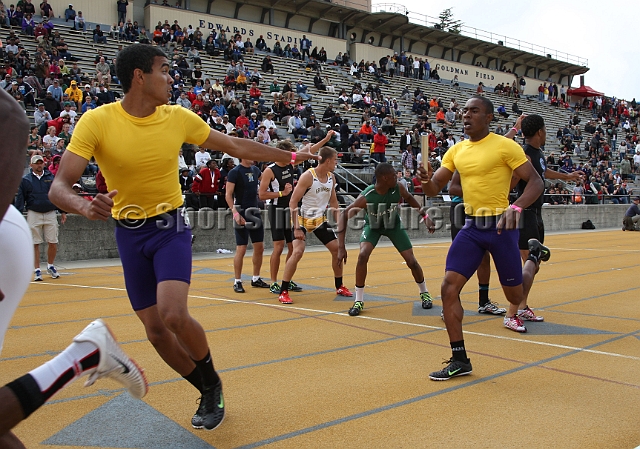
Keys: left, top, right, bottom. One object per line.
{"left": 192, "top": 160, "right": 220, "bottom": 209}
{"left": 249, "top": 82, "right": 263, "bottom": 106}
{"left": 372, "top": 128, "right": 388, "bottom": 163}
{"left": 358, "top": 121, "right": 374, "bottom": 142}
{"left": 235, "top": 109, "right": 250, "bottom": 129}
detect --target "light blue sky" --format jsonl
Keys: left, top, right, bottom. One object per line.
{"left": 397, "top": 0, "right": 638, "bottom": 101}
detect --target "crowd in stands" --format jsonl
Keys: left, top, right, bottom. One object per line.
{"left": 2, "top": 6, "right": 640, "bottom": 209}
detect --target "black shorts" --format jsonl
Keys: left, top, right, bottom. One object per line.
{"left": 518, "top": 208, "right": 544, "bottom": 250}
{"left": 234, "top": 207, "right": 265, "bottom": 246}
{"left": 268, "top": 204, "right": 293, "bottom": 243}
{"left": 301, "top": 221, "right": 337, "bottom": 245}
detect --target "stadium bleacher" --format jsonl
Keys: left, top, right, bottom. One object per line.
{"left": 2, "top": 11, "right": 637, "bottom": 202}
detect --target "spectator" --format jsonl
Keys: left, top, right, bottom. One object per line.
{"left": 22, "top": 13, "right": 34, "bottom": 35}
{"left": 93, "top": 24, "right": 107, "bottom": 44}
{"left": 15, "top": 154, "right": 66, "bottom": 281}
{"left": 194, "top": 146, "right": 211, "bottom": 170}
{"left": 64, "top": 80, "right": 82, "bottom": 108}
{"left": 371, "top": 128, "right": 388, "bottom": 163}
{"left": 34, "top": 102, "right": 52, "bottom": 127}
{"left": 40, "top": 0, "right": 53, "bottom": 18}
{"left": 192, "top": 159, "right": 220, "bottom": 210}
{"left": 116, "top": 0, "right": 128, "bottom": 24}
{"left": 287, "top": 110, "right": 307, "bottom": 140}
{"left": 261, "top": 54, "right": 274, "bottom": 75}
{"left": 296, "top": 79, "right": 311, "bottom": 101}
{"left": 622, "top": 196, "right": 640, "bottom": 231}
{"left": 358, "top": 120, "right": 374, "bottom": 142}
{"left": 64, "top": 4, "right": 75, "bottom": 23}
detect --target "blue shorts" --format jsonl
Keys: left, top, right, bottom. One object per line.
{"left": 446, "top": 216, "right": 522, "bottom": 287}
{"left": 115, "top": 210, "right": 192, "bottom": 311}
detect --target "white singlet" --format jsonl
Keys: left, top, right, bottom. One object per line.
{"left": 0, "top": 206, "right": 34, "bottom": 355}
{"left": 299, "top": 167, "right": 334, "bottom": 231}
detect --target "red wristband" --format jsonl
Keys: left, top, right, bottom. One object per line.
{"left": 290, "top": 152, "right": 297, "bottom": 165}
{"left": 509, "top": 204, "right": 523, "bottom": 213}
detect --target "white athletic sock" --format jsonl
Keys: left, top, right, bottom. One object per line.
{"left": 252, "top": 275, "right": 260, "bottom": 282}
{"left": 29, "top": 341, "right": 98, "bottom": 393}
{"left": 355, "top": 286, "right": 365, "bottom": 302}
{"left": 417, "top": 280, "right": 428, "bottom": 294}
{"left": 235, "top": 279, "right": 242, "bottom": 284}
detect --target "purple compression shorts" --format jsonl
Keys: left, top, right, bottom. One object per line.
{"left": 115, "top": 210, "right": 192, "bottom": 311}
{"left": 445, "top": 216, "right": 522, "bottom": 287}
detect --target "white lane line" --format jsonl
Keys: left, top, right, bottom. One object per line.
{"left": 37, "top": 282, "right": 640, "bottom": 362}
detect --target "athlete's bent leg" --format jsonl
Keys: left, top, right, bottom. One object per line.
{"left": 282, "top": 238, "right": 306, "bottom": 282}
{"left": 399, "top": 248, "right": 424, "bottom": 283}
{"left": 136, "top": 303, "right": 197, "bottom": 377}
{"left": 325, "top": 239, "right": 343, "bottom": 278}
{"left": 519, "top": 249, "right": 539, "bottom": 310}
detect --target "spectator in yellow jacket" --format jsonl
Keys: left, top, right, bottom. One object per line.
{"left": 64, "top": 80, "right": 83, "bottom": 108}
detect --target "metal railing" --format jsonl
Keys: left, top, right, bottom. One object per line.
{"left": 371, "top": 3, "right": 588, "bottom": 67}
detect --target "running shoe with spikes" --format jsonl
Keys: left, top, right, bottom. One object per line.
{"left": 336, "top": 285, "right": 353, "bottom": 297}
{"left": 528, "top": 238, "right": 551, "bottom": 262}
{"left": 518, "top": 306, "right": 544, "bottom": 322}
{"left": 278, "top": 290, "right": 293, "bottom": 304}
{"left": 289, "top": 280, "right": 303, "bottom": 292}
{"left": 503, "top": 315, "right": 527, "bottom": 332}
{"left": 429, "top": 357, "right": 472, "bottom": 381}
{"left": 478, "top": 301, "right": 507, "bottom": 315}
{"left": 420, "top": 292, "right": 433, "bottom": 309}
{"left": 73, "top": 319, "right": 148, "bottom": 399}
{"left": 191, "top": 381, "right": 225, "bottom": 430}
{"left": 270, "top": 282, "right": 281, "bottom": 294}
{"left": 348, "top": 301, "right": 364, "bottom": 316}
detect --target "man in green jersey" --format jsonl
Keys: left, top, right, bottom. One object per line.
{"left": 337, "top": 163, "right": 435, "bottom": 316}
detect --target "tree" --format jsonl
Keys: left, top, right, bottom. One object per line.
{"left": 438, "top": 8, "right": 462, "bottom": 34}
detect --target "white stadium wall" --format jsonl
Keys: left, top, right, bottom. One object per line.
{"left": 145, "top": 5, "right": 349, "bottom": 57}
{"left": 45, "top": 0, "right": 134, "bottom": 26}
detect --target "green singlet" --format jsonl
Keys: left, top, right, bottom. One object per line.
{"left": 360, "top": 184, "right": 412, "bottom": 252}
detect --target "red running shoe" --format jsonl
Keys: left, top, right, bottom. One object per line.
{"left": 336, "top": 285, "right": 353, "bottom": 297}
{"left": 278, "top": 291, "right": 293, "bottom": 304}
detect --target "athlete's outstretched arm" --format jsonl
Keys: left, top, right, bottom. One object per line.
{"left": 417, "top": 163, "right": 454, "bottom": 197}
{"left": 203, "top": 130, "right": 319, "bottom": 165}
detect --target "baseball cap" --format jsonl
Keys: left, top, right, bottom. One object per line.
{"left": 71, "top": 80, "right": 77, "bottom": 85}
{"left": 72, "top": 183, "right": 83, "bottom": 189}
{"left": 84, "top": 84, "right": 91, "bottom": 88}
{"left": 31, "top": 155, "right": 44, "bottom": 164}
{"left": 302, "top": 138, "right": 309, "bottom": 142}
{"left": 37, "top": 102, "right": 44, "bottom": 106}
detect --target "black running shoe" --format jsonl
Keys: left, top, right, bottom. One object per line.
{"left": 348, "top": 301, "right": 364, "bottom": 316}
{"left": 192, "top": 382, "right": 225, "bottom": 430}
{"left": 251, "top": 278, "right": 270, "bottom": 288}
{"left": 528, "top": 238, "right": 551, "bottom": 262}
{"left": 429, "top": 357, "right": 473, "bottom": 381}
{"left": 233, "top": 282, "right": 245, "bottom": 293}
{"left": 289, "top": 280, "right": 303, "bottom": 292}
